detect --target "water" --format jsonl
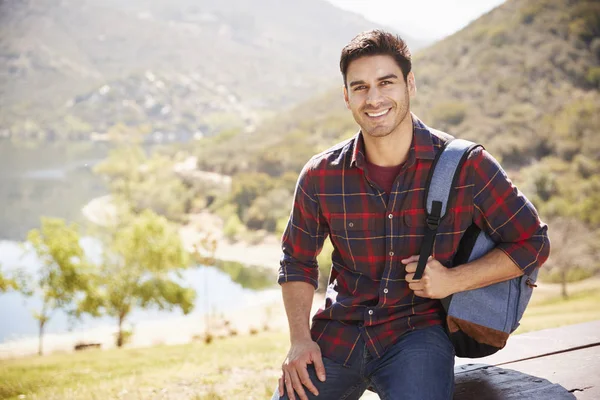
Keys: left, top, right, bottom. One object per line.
{"left": 0, "top": 140, "right": 109, "bottom": 241}
{"left": 0, "top": 240, "right": 278, "bottom": 343}
{"left": 0, "top": 140, "right": 278, "bottom": 344}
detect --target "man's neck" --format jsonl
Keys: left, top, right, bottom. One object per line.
{"left": 363, "top": 113, "right": 413, "bottom": 167}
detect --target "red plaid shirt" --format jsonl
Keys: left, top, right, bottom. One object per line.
{"left": 278, "top": 115, "right": 550, "bottom": 366}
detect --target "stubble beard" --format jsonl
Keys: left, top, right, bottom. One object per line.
{"left": 359, "top": 92, "right": 410, "bottom": 139}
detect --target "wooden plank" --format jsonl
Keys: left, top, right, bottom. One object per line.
{"left": 455, "top": 320, "right": 600, "bottom": 367}
{"left": 498, "top": 346, "right": 600, "bottom": 400}
{"left": 454, "top": 364, "right": 575, "bottom": 399}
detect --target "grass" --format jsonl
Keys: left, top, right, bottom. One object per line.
{"left": 1, "top": 279, "right": 599, "bottom": 400}
{"left": 0, "top": 332, "right": 288, "bottom": 400}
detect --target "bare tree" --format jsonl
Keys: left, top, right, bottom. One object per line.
{"left": 545, "top": 217, "right": 597, "bottom": 298}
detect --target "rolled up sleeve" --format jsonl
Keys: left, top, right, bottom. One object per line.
{"left": 470, "top": 148, "right": 550, "bottom": 276}
{"left": 278, "top": 158, "right": 328, "bottom": 289}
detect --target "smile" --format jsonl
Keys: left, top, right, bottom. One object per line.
{"left": 365, "top": 108, "right": 390, "bottom": 118}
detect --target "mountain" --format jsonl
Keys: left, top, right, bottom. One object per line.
{"left": 190, "top": 0, "right": 600, "bottom": 233}
{"left": 0, "top": 0, "right": 424, "bottom": 139}
{"left": 200, "top": 0, "right": 599, "bottom": 171}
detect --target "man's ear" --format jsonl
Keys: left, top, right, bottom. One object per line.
{"left": 343, "top": 85, "right": 350, "bottom": 109}
{"left": 407, "top": 72, "right": 417, "bottom": 97}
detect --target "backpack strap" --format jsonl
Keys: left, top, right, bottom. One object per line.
{"left": 413, "top": 139, "right": 482, "bottom": 280}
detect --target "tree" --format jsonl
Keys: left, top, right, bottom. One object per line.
{"left": 543, "top": 217, "right": 598, "bottom": 299}
{"left": 93, "top": 146, "right": 192, "bottom": 223}
{"left": 84, "top": 209, "right": 196, "bottom": 347}
{"left": 0, "top": 268, "right": 18, "bottom": 292}
{"left": 24, "top": 218, "right": 90, "bottom": 355}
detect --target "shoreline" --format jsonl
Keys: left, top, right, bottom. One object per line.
{"left": 82, "top": 195, "right": 283, "bottom": 271}
{"left": 0, "top": 196, "right": 289, "bottom": 359}
{"left": 0, "top": 291, "right": 326, "bottom": 360}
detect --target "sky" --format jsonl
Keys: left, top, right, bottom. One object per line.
{"left": 326, "top": 0, "right": 506, "bottom": 40}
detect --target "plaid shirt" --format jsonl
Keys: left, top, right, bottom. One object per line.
{"left": 278, "top": 115, "right": 550, "bottom": 366}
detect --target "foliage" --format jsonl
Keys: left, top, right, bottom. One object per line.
{"left": 0, "top": 268, "right": 18, "bottom": 293}
{"left": 541, "top": 217, "right": 598, "bottom": 298}
{"left": 80, "top": 209, "right": 196, "bottom": 347}
{"left": 93, "top": 145, "right": 193, "bottom": 223}
{"left": 22, "top": 218, "right": 92, "bottom": 355}
{"left": 215, "top": 260, "right": 275, "bottom": 290}
{"left": 316, "top": 238, "right": 335, "bottom": 292}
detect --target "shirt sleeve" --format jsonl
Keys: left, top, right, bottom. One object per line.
{"left": 468, "top": 147, "right": 550, "bottom": 276}
{"left": 278, "top": 158, "right": 329, "bottom": 289}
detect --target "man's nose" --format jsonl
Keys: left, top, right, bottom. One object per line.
{"left": 366, "top": 86, "right": 383, "bottom": 107}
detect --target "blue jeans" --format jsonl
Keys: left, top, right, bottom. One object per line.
{"left": 271, "top": 325, "right": 455, "bottom": 400}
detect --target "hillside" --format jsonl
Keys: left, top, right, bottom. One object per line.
{"left": 185, "top": 0, "right": 599, "bottom": 238}
{"left": 0, "top": 0, "right": 424, "bottom": 140}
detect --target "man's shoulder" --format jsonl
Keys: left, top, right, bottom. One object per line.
{"left": 305, "top": 135, "right": 356, "bottom": 171}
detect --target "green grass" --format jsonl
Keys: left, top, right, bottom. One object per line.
{"left": 1, "top": 280, "right": 599, "bottom": 400}
{"left": 0, "top": 332, "right": 288, "bottom": 400}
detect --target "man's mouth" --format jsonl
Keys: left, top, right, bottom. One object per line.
{"left": 365, "top": 108, "right": 391, "bottom": 118}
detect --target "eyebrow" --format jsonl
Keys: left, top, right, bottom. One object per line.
{"left": 349, "top": 74, "right": 399, "bottom": 88}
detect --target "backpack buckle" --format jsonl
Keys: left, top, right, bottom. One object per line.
{"left": 426, "top": 215, "right": 441, "bottom": 229}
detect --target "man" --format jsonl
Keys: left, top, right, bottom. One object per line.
{"left": 272, "top": 30, "right": 550, "bottom": 400}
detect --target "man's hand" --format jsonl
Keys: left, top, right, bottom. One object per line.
{"left": 402, "top": 255, "right": 456, "bottom": 299}
{"left": 278, "top": 339, "right": 326, "bottom": 400}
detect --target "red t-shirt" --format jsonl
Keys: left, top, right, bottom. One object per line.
{"left": 365, "top": 160, "right": 404, "bottom": 194}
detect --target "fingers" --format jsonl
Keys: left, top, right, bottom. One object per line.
{"left": 401, "top": 255, "right": 420, "bottom": 264}
{"left": 279, "top": 375, "right": 284, "bottom": 397}
{"left": 312, "top": 355, "right": 327, "bottom": 382}
{"left": 298, "top": 366, "right": 319, "bottom": 396}
{"left": 289, "top": 368, "right": 309, "bottom": 400}
{"left": 284, "top": 370, "right": 296, "bottom": 400}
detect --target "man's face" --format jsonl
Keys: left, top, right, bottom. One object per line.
{"left": 343, "top": 55, "right": 416, "bottom": 139}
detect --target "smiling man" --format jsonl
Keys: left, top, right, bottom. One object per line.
{"left": 271, "top": 30, "right": 550, "bottom": 400}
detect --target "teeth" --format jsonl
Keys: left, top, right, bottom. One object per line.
{"left": 367, "top": 109, "right": 389, "bottom": 117}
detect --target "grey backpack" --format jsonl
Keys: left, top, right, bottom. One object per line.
{"left": 413, "top": 138, "right": 539, "bottom": 358}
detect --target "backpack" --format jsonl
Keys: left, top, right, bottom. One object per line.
{"left": 413, "top": 138, "right": 539, "bottom": 358}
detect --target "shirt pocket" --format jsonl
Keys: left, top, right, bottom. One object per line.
{"left": 328, "top": 215, "right": 375, "bottom": 238}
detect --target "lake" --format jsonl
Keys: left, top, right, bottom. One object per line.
{"left": 0, "top": 140, "right": 277, "bottom": 344}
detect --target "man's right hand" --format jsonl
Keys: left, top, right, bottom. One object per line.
{"left": 278, "top": 339, "right": 326, "bottom": 400}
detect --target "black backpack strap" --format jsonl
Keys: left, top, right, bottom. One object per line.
{"left": 413, "top": 139, "right": 481, "bottom": 280}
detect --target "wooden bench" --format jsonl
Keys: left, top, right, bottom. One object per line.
{"left": 360, "top": 320, "right": 600, "bottom": 399}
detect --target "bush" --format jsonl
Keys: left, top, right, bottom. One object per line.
{"left": 316, "top": 238, "right": 335, "bottom": 292}
{"left": 585, "top": 66, "right": 600, "bottom": 88}
{"left": 430, "top": 102, "right": 467, "bottom": 127}
{"left": 223, "top": 213, "right": 244, "bottom": 241}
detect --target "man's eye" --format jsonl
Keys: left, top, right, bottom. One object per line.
{"left": 354, "top": 86, "right": 367, "bottom": 91}
{"left": 381, "top": 81, "right": 393, "bottom": 85}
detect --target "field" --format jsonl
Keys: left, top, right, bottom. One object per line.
{"left": 2, "top": 279, "right": 599, "bottom": 400}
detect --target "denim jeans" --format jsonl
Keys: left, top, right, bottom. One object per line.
{"left": 271, "top": 325, "right": 455, "bottom": 400}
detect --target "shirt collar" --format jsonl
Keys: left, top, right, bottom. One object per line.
{"left": 350, "top": 113, "right": 435, "bottom": 168}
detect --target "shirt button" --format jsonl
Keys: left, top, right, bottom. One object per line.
{"left": 368, "top": 310, "right": 374, "bottom": 315}
{"left": 389, "top": 251, "right": 394, "bottom": 257}
{"left": 348, "top": 222, "right": 354, "bottom": 228}
{"left": 388, "top": 213, "right": 393, "bottom": 219}
{"left": 383, "top": 288, "right": 389, "bottom": 294}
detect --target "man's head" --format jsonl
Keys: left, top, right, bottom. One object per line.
{"left": 340, "top": 30, "right": 416, "bottom": 139}
{"left": 340, "top": 30, "right": 412, "bottom": 88}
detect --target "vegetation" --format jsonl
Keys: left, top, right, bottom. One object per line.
{"left": 0, "top": 268, "right": 19, "bottom": 293}
{"left": 176, "top": 0, "right": 600, "bottom": 293}
{"left": 81, "top": 210, "right": 197, "bottom": 348}
{"left": 21, "top": 218, "right": 92, "bottom": 355}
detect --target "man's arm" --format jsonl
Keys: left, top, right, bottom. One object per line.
{"left": 282, "top": 281, "right": 316, "bottom": 343}
{"left": 277, "top": 159, "right": 328, "bottom": 400}
{"left": 403, "top": 249, "right": 523, "bottom": 299}
{"left": 405, "top": 147, "right": 550, "bottom": 298}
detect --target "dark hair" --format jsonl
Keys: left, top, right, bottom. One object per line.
{"left": 340, "top": 30, "right": 412, "bottom": 87}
